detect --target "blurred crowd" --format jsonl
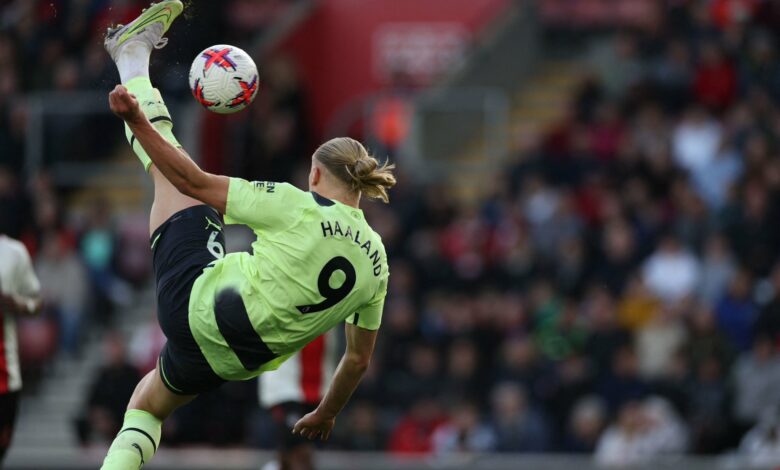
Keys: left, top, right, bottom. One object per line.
{"left": 7, "top": 0, "right": 780, "bottom": 466}
{"left": 340, "top": 0, "right": 780, "bottom": 464}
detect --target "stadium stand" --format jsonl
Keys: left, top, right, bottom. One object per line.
{"left": 5, "top": 0, "right": 780, "bottom": 468}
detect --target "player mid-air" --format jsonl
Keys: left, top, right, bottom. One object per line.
{"left": 100, "top": 2, "right": 395, "bottom": 469}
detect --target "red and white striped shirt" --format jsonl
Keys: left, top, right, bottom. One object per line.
{"left": 259, "top": 330, "right": 338, "bottom": 407}
{"left": 0, "top": 236, "right": 40, "bottom": 394}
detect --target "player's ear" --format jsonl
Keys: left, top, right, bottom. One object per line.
{"left": 310, "top": 165, "right": 320, "bottom": 187}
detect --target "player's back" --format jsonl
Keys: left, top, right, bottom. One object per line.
{"left": 188, "top": 179, "right": 388, "bottom": 381}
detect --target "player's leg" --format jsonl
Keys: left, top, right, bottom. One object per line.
{"left": 101, "top": 367, "right": 194, "bottom": 470}
{"left": 99, "top": 4, "right": 197, "bottom": 469}
{"left": 271, "top": 403, "right": 316, "bottom": 470}
{"left": 0, "top": 391, "right": 19, "bottom": 465}
{"left": 148, "top": 165, "right": 201, "bottom": 235}
{"left": 282, "top": 443, "right": 315, "bottom": 470}
{"left": 104, "top": 0, "right": 201, "bottom": 235}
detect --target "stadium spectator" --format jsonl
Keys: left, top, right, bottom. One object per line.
{"left": 562, "top": 396, "right": 607, "bottom": 453}
{"left": 79, "top": 199, "right": 126, "bottom": 325}
{"left": 387, "top": 397, "right": 446, "bottom": 455}
{"left": 75, "top": 332, "right": 140, "bottom": 445}
{"left": 441, "top": 338, "right": 484, "bottom": 403}
{"left": 490, "top": 382, "right": 551, "bottom": 452}
{"left": 635, "top": 306, "right": 687, "bottom": 379}
{"left": 739, "top": 407, "right": 780, "bottom": 467}
{"left": 431, "top": 401, "right": 496, "bottom": 454}
{"left": 595, "top": 397, "right": 687, "bottom": 466}
{"left": 714, "top": 268, "right": 757, "bottom": 351}
{"left": 685, "top": 306, "right": 735, "bottom": 372}
{"left": 755, "top": 263, "right": 780, "bottom": 344}
{"left": 34, "top": 232, "right": 88, "bottom": 355}
{"left": 687, "top": 354, "right": 731, "bottom": 453}
{"left": 332, "top": 401, "right": 385, "bottom": 451}
{"left": 697, "top": 234, "right": 737, "bottom": 305}
{"left": 641, "top": 235, "right": 700, "bottom": 304}
{"left": 671, "top": 107, "right": 722, "bottom": 176}
{"left": 127, "top": 312, "right": 166, "bottom": 374}
{"left": 597, "top": 345, "right": 648, "bottom": 410}
{"left": 693, "top": 42, "right": 737, "bottom": 111}
{"left": 732, "top": 335, "right": 780, "bottom": 429}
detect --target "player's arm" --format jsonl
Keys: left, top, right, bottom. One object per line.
{"left": 293, "top": 323, "right": 377, "bottom": 441}
{"left": 108, "top": 85, "right": 229, "bottom": 213}
{"left": 1, "top": 245, "right": 42, "bottom": 316}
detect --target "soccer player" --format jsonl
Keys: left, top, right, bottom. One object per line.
{"left": 101, "top": 2, "right": 394, "bottom": 469}
{"left": 0, "top": 234, "right": 42, "bottom": 464}
{"left": 259, "top": 331, "right": 338, "bottom": 470}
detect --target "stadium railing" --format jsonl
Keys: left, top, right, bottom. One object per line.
{"left": 404, "top": 0, "right": 539, "bottom": 173}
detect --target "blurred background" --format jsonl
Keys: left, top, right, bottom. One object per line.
{"left": 3, "top": 0, "right": 780, "bottom": 468}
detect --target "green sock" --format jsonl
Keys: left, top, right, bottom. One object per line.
{"left": 101, "top": 409, "right": 162, "bottom": 470}
{"left": 124, "top": 76, "right": 181, "bottom": 172}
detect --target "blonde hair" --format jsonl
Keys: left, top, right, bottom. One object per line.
{"left": 314, "top": 137, "right": 396, "bottom": 203}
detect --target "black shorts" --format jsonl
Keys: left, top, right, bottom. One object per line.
{"left": 151, "top": 205, "right": 226, "bottom": 395}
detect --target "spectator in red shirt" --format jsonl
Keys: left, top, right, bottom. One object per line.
{"left": 710, "top": 0, "right": 758, "bottom": 30}
{"left": 388, "top": 397, "right": 447, "bottom": 454}
{"left": 694, "top": 42, "right": 737, "bottom": 112}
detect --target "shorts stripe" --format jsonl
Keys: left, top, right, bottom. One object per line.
{"left": 158, "top": 356, "right": 183, "bottom": 394}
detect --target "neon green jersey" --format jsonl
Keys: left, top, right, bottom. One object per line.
{"left": 188, "top": 178, "right": 388, "bottom": 381}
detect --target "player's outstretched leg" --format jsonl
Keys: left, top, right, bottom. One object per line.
{"left": 101, "top": 3, "right": 197, "bottom": 469}
{"left": 105, "top": 0, "right": 183, "bottom": 173}
{"left": 105, "top": 0, "right": 202, "bottom": 234}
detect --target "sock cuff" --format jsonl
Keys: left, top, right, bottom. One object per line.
{"left": 123, "top": 409, "right": 162, "bottom": 442}
{"left": 125, "top": 76, "right": 155, "bottom": 102}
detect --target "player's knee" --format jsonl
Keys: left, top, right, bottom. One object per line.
{"left": 125, "top": 374, "right": 167, "bottom": 420}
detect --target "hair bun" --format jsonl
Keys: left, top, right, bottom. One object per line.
{"left": 352, "top": 157, "right": 378, "bottom": 179}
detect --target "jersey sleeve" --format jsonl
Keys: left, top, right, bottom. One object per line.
{"left": 13, "top": 243, "right": 40, "bottom": 298}
{"left": 224, "top": 178, "right": 312, "bottom": 231}
{"left": 346, "top": 275, "right": 388, "bottom": 331}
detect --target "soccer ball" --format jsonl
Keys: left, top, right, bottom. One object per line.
{"left": 189, "top": 45, "right": 259, "bottom": 114}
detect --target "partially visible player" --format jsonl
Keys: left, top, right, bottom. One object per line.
{"left": 260, "top": 331, "right": 338, "bottom": 470}
{"left": 0, "top": 234, "right": 42, "bottom": 464}
{"left": 100, "top": 2, "right": 394, "bottom": 469}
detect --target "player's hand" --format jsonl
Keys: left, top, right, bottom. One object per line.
{"left": 0, "top": 293, "right": 21, "bottom": 315}
{"left": 292, "top": 409, "right": 335, "bottom": 441}
{"left": 109, "top": 85, "right": 143, "bottom": 124}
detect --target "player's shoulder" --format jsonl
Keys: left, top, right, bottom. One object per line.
{"left": 365, "top": 224, "right": 387, "bottom": 255}
{"left": 234, "top": 179, "right": 304, "bottom": 196}
{"left": 243, "top": 180, "right": 305, "bottom": 197}
{"left": 0, "top": 235, "right": 30, "bottom": 258}
{"left": 273, "top": 182, "right": 320, "bottom": 206}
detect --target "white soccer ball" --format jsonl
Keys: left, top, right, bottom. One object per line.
{"left": 189, "top": 44, "right": 259, "bottom": 114}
